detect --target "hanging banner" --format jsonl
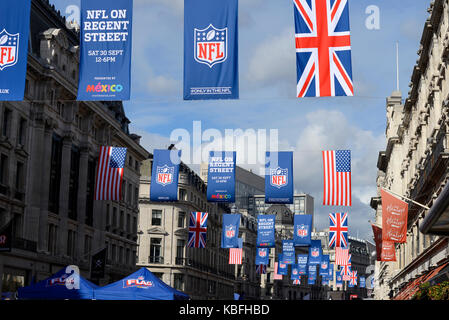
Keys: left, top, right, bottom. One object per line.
{"left": 319, "top": 255, "right": 330, "bottom": 276}
{"left": 277, "top": 255, "right": 289, "bottom": 275}
{"left": 255, "top": 248, "right": 269, "bottom": 265}
{"left": 336, "top": 273, "right": 343, "bottom": 287}
{"left": 91, "top": 248, "right": 107, "bottom": 280}
{"left": 297, "top": 254, "right": 308, "bottom": 275}
{"left": 206, "top": 151, "right": 236, "bottom": 203}
{"left": 150, "top": 149, "right": 182, "bottom": 201}
{"left": 265, "top": 152, "right": 294, "bottom": 204}
{"left": 183, "top": 0, "right": 239, "bottom": 100}
{"left": 221, "top": 214, "right": 240, "bottom": 248}
{"left": 78, "top": 0, "right": 133, "bottom": 101}
{"left": 256, "top": 215, "right": 276, "bottom": 248}
{"left": 0, "top": 0, "right": 31, "bottom": 101}
{"left": 293, "top": 214, "right": 312, "bottom": 246}
{"left": 273, "top": 262, "right": 283, "bottom": 280}
{"left": 308, "top": 264, "right": 317, "bottom": 281}
{"left": 328, "top": 263, "right": 334, "bottom": 280}
{"left": 381, "top": 189, "right": 408, "bottom": 243}
{"left": 282, "top": 240, "right": 295, "bottom": 264}
{"left": 372, "top": 224, "right": 396, "bottom": 262}
{"left": 291, "top": 264, "right": 300, "bottom": 280}
{"left": 360, "top": 276, "right": 366, "bottom": 288}
{"left": 308, "top": 239, "right": 322, "bottom": 265}
{"left": 0, "top": 220, "right": 13, "bottom": 252}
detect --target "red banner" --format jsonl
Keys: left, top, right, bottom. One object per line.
{"left": 372, "top": 224, "right": 396, "bottom": 262}
{"left": 381, "top": 189, "right": 408, "bottom": 243}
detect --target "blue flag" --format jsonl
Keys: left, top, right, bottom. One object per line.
{"left": 282, "top": 240, "right": 295, "bottom": 264}
{"left": 277, "top": 254, "right": 288, "bottom": 275}
{"left": 308, "top": 264, "right": 317, "bottom": 280}
{"left": 150, "top": 149, "right": 181, "bottom": 201}
{"left": 328, "top": 263, "right": 334, "bottom": 279}
{"left": 78, "top": 0, "right": 133, "bottom": 100}
{"left": 183, "top": 0, "right": 239, "bottom": 100}
{"left": 221, "top": 214, "right": 240, "bottom": 248}
{"left": 0, "top": 0, "right": 31, "bottom": 101}
{"left": 360, "top": 276, "right": 366, "bottom": 288}
{"left": 336, "top": 274, "right": 343, "bottom": 287}
{"left": 207, "top": 151, "right": 236, "bottom": 202}
{"left": 256, "top": 215, "right": 276, "bottom": 248}
{"left": 255, "top": 248, "right": 269, "bottom": 265}
{"left": 319, "top": 255, "right": 330, "bottom": 276}
{"left": 297, "top": 254, "right": 308, "bottom": 275}
{"left": 293, "top": 214, "right": 312, "bottom": 246}
{"left": 265, "top": 152, "right": 294, "bottom": 204}
{"left": 290, "top": 264, "right": 300, "bottom": 280}
{"left": 308, "top": 240, "right": 322, "bottom": 265}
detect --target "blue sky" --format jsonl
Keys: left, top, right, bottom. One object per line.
{"left": 52, "top": 0, "right": 431, "bottom": 240}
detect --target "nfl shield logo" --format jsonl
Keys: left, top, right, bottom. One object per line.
{"left": 296, "top": 224, "right": 308, "bottom": 238}
{"left": 321, "top": 262, "right": 328, "bottom": 269}
{"left": 156, "top": 165, "right": 174, "bottom": 186}
{"left": 194, "top": 24, "right": 227, "bottom": 68}
{"left": 225, "top": 225, "right": 235, "bottom": 239}
{"left": 311, "top": 248, "right": 319, "bottom": 257}
{"left": 0, "top": 29, "right": 19, "bottom": 71}
{"left": 270, "top": 167, "right": 288, "bottom": 189}
{"left": 259, "top": 249, "right": 267, "bottom": 257}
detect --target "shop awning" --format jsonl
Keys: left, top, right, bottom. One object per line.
{"left": 394, "top": 262, "right": 449, "bottom": 300}
{"left": 420, "top": 182, "right": 449, "bottom": 235}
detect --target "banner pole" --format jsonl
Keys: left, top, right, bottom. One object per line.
{"left": 382, "top": 188, "right": 430, "bottom": 210}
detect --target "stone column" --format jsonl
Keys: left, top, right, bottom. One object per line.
{"left": 76, "top": 145, "right": 89, "bottom": 260}
{"left": 56, "top": 133, "right": 73, "bottom": 256}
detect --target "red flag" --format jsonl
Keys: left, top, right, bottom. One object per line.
{"left": 372, "top": 224, "right": 396, "bottom": 262}
{"left": 381, "top": 189, "right": 408, "bottom": 243}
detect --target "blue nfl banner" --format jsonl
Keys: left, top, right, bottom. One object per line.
{"left": 184, "top": 0, "right": 239, "bottom": 100}
{"left": 221, "top": 214, "right": 240, "bottom": 248}
{"left": 328, "top": 263, "right": 334, "bottom": 279}
{"left": 255, "top": 248, "right": 269, "bottom": 265}
{"left": 78, "top": 0, "right": 133, "bottom": 100}
{"left": 360, "top": 276, "right": 366, "bottom": 288}
{"left": 256, "top": 215, "right": 276, "bottom": 248}
{"left": 308, "top": 239, "right": 322, "bottom": 265}
{"left": 297, "top": 254, "right": 308, "bottom": 275}
{"left": 150, "top": 149, "right": 182, "bottom": 201}
{"left": 0, "top": 0, "right": 31, "bottom": 101}
{"left": 308, "top": 264, "right": 317, "bottom": 280}
{"left": 265, "top": 152, "right": 294, "bottom": 204}
{"left": 207, "top": 151, "right": 236, "bottom": 203}
{"left": 282, "top": 240, "right": 295, "bottom": 264}
{"left": 319, "top": 255, "right": 330, "bottom": 276}
{"left": 336, "top": 274, "right": 343, "bottom": 287}
{"left": 290, "top": 264, "right": 300, "bottom": 280}
{"left": 293, "top": 214, "right": 312, "bottom": 246}
{"left": 277, "top": 255, "right": 288, "bottom": 275}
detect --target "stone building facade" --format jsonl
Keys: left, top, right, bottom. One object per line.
{"left": 0, "top": 0, "right": 149, "bottom": 293}
{"left": 370, "top": 0, "right": 449, "bottom": 300}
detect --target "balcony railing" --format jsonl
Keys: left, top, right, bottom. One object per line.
{"left": 148, "top": 256, "right": 164, "bottom": 264}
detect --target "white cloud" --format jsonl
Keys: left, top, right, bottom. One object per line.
{"left": 147, "top": 75, "right": 180, "bottom": 96}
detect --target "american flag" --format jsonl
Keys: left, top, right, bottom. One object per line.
{"left": 293, "top": 0, "right": 353, "bottom": 97}
{"left": 350, "top": 270, "right": 357, "bottom": 286}
{"left": 329, "top": 212, "right": 348, "bottom": 248}
{"left": 187, "top": 212, "right": 208, "bottom": 248}
{"left": 95, "top": 146, "right": 127, "bottom": 201}
{"left": 229, "top": 248, "right": 243, "bottom": 264}
{"left": 335, "top": 247, "right": 349, "bottom": 266}
{"left": 322, "top": 150, "right": 352, "bottom": 206}
{"left": 256, "top": 264, "right": 267, "bottom": 275}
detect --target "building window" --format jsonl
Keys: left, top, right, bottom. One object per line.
{"left": 119, "top": 246, "right": 124, "bottom": 264}
{"left": 178, "top": 212, "right": 186, "bottom": 228}
{"left": 84, "top": 235, "right": 92, "bottom": 256}
{"left": 68, "top": 146, "right": 80, "bottom": 221}
{"left": 149, "top": 238, "right": 163, "bottom": 263}
{"left": 152, "top": 210, "right": 162, "bottom": 226}
{"left": 176, "top": 239, "right": 185, "bottom": 264}
{"left": 111, "top": 244, "right": 117, "bottom": 262}
{"left": 48, "top": 224, "right": 57, "bottom": 254}
{"left": 113, "top": 207, "right": 117, "bottom": 229}
{"left": 14, "top": 161, "right": 24, "bottom": 201}
{"left": 179, "top": 188, "right": 187, "bottom": 201}
{"left": 134, "top": 187, "right": 139, "bottom": 206}
{"left": 48, "top": 134, "right": 62, "bottom": 214}
{"left": 133, "top": 216, "right": 137, "bottom": 234}
{"left": 120, "top": 210, "right": 124, "bottom": 230}
{"left": 85, "top": 158, "right": 95, "bottom": 226}
{"left": 126, "top": 214, "right": 131, "bottom": 233}
{"left": 2, "top": 108, "right": 11, "bottom": 138}
{"left": 67, "top": 230, "right": 76, "bottom": 257}
{"left": 126, "top": 248, "right": 130, "bottom": 265}
{"left": 18, "top": 117, "right": 27, "bottom": 147}
{"left": 174, "top": 274, "right": 184, "bottom": 291}
{"left": 0, "top": 154, "right": 8, "bottom": 190}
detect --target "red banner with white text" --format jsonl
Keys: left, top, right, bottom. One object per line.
{"left": 381, "top": 189, "right": 408, "bottom": 243}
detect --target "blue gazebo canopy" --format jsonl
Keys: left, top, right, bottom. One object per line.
{"left": 18, "top": 267, "right": 98, "bottom": 300}
{"left": 93, "top": 267, "right": 190, "bottom": 300}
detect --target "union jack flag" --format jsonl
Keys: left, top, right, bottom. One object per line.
{"left": 293, "top": 0, "right": 353, "bottom": 97}
{"left": 329, "top": 212, "right": 348, "bottom": 248}
{"left": 256, "top": 264, "right": 267, "bottom": 275}
{"left": 95, "top": 146, "right": 127, "bottom": 201}
{"left": 340, "top": 254, "right": 352, "bottom": 281}
{"left": 350, "top": 270, "right": 357, "bottom": 286}
{"left": 187, "top": 212, "right": 208, "bottom": 248}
